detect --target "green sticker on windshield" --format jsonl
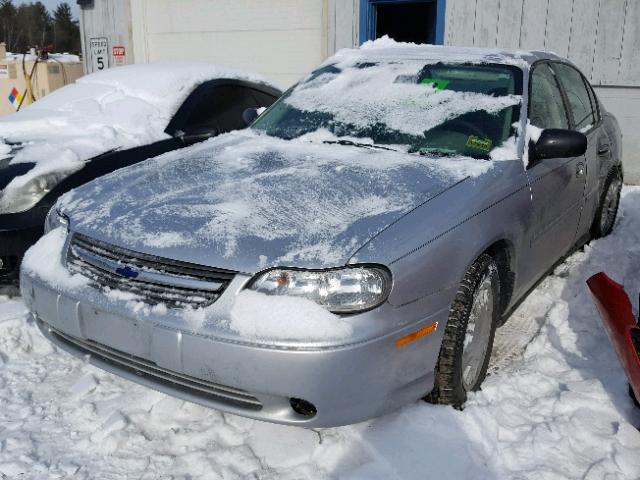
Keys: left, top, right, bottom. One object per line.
{"left": 420, "top": 78, "right": 450, "bottom": 90}
{"left": 466, "top": 135, "right": 493, "bottom": 152}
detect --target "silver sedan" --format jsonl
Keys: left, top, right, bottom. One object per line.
{"left": 21, "top": 45, "right": 622, "bottom": 427}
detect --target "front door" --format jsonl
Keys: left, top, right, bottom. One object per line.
{"left": 525, "top": 62, "right": 587, "bottom": 278}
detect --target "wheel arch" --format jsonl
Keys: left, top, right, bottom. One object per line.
{"left": 478, "top": 238, "right": 516, "bottom": 316}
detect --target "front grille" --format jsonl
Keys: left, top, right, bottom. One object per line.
{"left": 47, "top": 324, "right": 262, "bottom": 411}
{"left": 66, "top": 233, "right": 235, "bottom": 308}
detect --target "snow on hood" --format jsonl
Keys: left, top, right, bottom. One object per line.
{"left": 59, "top": 131, "right": 492, "bottom": 273}
{"left": 0, "top": 62, "right": 275, "bottom": 209}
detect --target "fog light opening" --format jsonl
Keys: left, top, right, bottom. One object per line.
{"left": 290, "top": 398, "right": 317, "bottom": 417}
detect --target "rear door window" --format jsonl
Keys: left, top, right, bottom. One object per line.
{"left": 552, "top": 63, "right": 596, "bottom": 131}
{"left": 529, "top": 63, "right": 570, "bottom": 130}
{"left": 182, "top": 84, "right": 259, "bottom": 134}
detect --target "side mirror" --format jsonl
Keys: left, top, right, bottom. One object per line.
{"left": 176, "top": 127, "right": 218, "bottom": 146}
{"left": 242, "top": 107, "right": 260, "bottom": 126}
{"left": 533, "top": 129, "right": 587, "bottom": 161}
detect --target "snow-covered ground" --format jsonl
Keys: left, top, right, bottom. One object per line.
{"left": 1, "top": 189, "right": 640, "bottom": 479}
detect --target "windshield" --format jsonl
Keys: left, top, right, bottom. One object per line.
{"left": 252, "top": 61, "right": 523, "bottom": 159}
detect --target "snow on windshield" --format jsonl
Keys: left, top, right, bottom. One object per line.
{"left": 285, "top": 60, "right": 521, "bottom": 138}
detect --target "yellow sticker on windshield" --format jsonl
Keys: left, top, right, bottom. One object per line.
{"left": 466, "top": 136, "right": 493, "bottom": 151}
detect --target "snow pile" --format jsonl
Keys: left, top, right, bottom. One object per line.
{"left": 4, "top": 52, "right": 81, "bottom": 63}
{"left": 20, "top": 227, "right": 87, "bottom": 290}
{"left": 58, "top": 130, "right": 492, "bottom": 270}
{"left": 1, "top": 188, "right": 640, "bottom": 478}
{"left": 286, "top": 59, "right": 521, "bottom": 138}
{"left": 229, "top": 290, "right": 353, "bottom": 340}
{"left": 0, "top": 62, "right": 275, "bottom": 208}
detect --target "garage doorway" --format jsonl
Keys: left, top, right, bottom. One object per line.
{"left": 360, "top": 0, "right": 446, "bottom": 45}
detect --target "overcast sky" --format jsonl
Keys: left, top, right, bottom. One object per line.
{"left": 15, "top": 0, "right": 80, "bottom": 19}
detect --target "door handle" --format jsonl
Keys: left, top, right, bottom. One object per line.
{"left": 598, "top": 145, "right": 610, "bottom": 156}
{"left": 576, "top": 162, "right": 586, "bottom": 177}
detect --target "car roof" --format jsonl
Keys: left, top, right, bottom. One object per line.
{"left": 333, "top": 38, "right": 566, "bottom": 69}
{"left": 77, "top": 61, "right": 279, "bottom": 93}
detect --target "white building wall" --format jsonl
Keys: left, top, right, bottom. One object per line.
{"left": 129, "top": 0, "right": 330, "bottom": 88}
{"left": 444, "top": 0, "right": 640, "bottom": 184}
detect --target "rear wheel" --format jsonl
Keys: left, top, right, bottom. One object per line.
{"left": 430, "top": 254, "right": 500, "bottom": 407}
{"left": 591, "top": 169, "right": 622, "bottom": 238}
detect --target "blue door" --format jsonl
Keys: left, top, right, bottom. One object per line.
{"left": 360, "top": 0, "right": 446, "bottom": 45}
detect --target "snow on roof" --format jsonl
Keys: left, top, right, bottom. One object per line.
{"left": 332, "top": 35, "right": 555, "bottom": 68}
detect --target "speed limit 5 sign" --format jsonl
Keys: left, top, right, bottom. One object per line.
{"left": 89, "top": 37, "right": 109, "bottom": 72}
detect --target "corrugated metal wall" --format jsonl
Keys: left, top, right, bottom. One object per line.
{"left": 444, "top": 0, "right": 640, "bottom": 87}
{"left": 444, "top": 0, "right": 640, "bottom": 183}
{"left": 327, "top": 0, "right": 360, "bottom": 54}
{"left": 78, "top": 0, "right": 133, "bottom": 74}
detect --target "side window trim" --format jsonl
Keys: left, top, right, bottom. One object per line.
{"left": 550, "top": 61, "right": 598, "bottom": 133}
{"left": 528, "top": 60, "right": 572, "bottom": 130}
{"left": 548, "top": 61, "right": 576, "bottom": 130}
{"left": 582, "top": 75, "right": 601, "bottom": 126}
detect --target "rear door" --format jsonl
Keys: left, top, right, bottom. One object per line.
{"left": 525, "top": 62, "right": 587, "bottom": 274}
{"left": 552, "top": 62, "right": 606, "bottom": 238}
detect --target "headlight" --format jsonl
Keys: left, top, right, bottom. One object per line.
{"left": 44, "top": 205, "right": 69, "bottom": 233}
{"left": 0, "top": 171, "right": 69, "bottom": 214}
{"left": 249, "top": 266, "right": 391, "bottom": 313}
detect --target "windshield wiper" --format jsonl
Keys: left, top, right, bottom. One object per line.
{"left": 411, "top": 148, "right": 488, "bottom": 160}
{"left": 410, "top": 148, "right": 459, "bottom": 157}
{"left": 322, "top": 139, "right": 399, "bottom": 152}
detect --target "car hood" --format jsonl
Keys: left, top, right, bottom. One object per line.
{"left": 60, "top": 131, "right": 492, "bottom": 273}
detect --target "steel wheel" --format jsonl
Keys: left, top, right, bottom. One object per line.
{"left": 591, "top": 169, "right": 622, "bottom": 239}
{"left": 599, "top": 177, "right": 622, "bottom": 234}
{"left": 461, "top": 273, "right": 495, "bottom": 391}
{"left": 430, "top": 253, "right": 500, "bottom": 407}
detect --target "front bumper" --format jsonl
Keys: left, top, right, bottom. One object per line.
{"left": 22, "top": 271, "right": 449, "bottom": 427}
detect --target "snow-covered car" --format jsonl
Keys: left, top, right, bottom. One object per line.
{"left": 587, "top": 272, "right": 640, "bottom": 406}
{"left": 20, "top": 41, "right": 623, "bottom": 427}
{"left": 0, "top": 63, "right": 281, "bottom": 281}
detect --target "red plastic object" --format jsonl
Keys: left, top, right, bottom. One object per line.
{"left": 587, "top": 272, "right": 640, "bottom": 403}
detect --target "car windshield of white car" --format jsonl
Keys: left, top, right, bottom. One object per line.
{"left": 252, "top": 61, "right": 523, "bottom": 159}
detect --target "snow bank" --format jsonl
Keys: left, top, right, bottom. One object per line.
{"left": 229, "top": 290, "right": 353, "bottom": 341}
{"left": 0, "top": 62, "right": 275, "bottom": 208}
{"left": 5, "top": 52, "right": 81, "bottom": 63}
{"left": 21, "top": 227, "right": 87, "bottom": 290}
{"left": 2, "top": 188, "right": 640, "bottom": 479}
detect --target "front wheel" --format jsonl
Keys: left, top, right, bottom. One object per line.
{"left": 429, "top": 254, "right": 500, "bottom": 407}
{"left": 591, "top": 169, "right": 622, "bottom": 238}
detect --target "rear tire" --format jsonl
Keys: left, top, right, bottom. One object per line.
{"left": 429, "top": 254, "right": 500, "bottom": 408}
{"left": 591, "top": 169, "right": 622, "bottom": 239}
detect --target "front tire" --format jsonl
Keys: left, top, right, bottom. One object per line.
{"left": 591, "top": 169, "right": 622, "bottom": 238}
{"left": 430, "top": 254, "right": 500, "bottom": 408}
